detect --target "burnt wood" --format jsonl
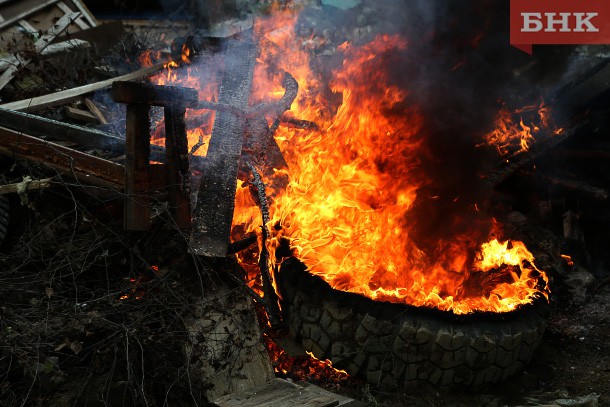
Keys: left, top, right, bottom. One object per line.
{"left": 0, "top": 125, "right": 124, "bottom": 189}
{"left": 123, "top": 104, "right": 151, "bottom": 230}
{"left": 164, "top": 106, "right": 192, "bottom": 229}
{"left": 0, "top": 107, "right": 189, "bottom": 165}
{"left": 190, "top": 33, "right": 257, "bottom": 257}
{"left": 112, "top": 81, "right": 198, "bottom": 230}
{"left": 112, "top": 81, "right": 199, "bottom": 109}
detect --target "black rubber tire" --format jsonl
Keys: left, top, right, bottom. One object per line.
{"left": 277, "top": 258, "right": 549, "bottom": 389}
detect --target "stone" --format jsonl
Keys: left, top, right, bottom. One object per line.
{"left": 428, "top": 367, "right": 443, "bottom": 385}
{"left": 392, "top": 336, "right": 418, "bottom": 363}
{"left": 366, "top": 369, "right": 382, "bottom": 386}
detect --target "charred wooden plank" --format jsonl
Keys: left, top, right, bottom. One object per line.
{"left": 190, "top": 33, "right": 256, "bottom": 257}
{"left": 83, "top": 97, "right": 108, "bottom": 124}
{"left": 0, "top": 107, "right": 204, "bottom": 166}
{"left": 553, "top": 59, "right": 610, "bottom": 115}
{"left": 112, "top": 80, "right": 198, "bottom": 230}
{"left": 124, "top": 104, "right": 151, "bottom": 230}
{"left": 0, "top": 107, "right": 123, "bottom": 152}
{"left": 164, "top": 105, "right": 191, "bottom": 229}
{"left": 0, "top": 63, "right": 165, "bottom": 112}
{"left": 65, "top": 105, "right": 98, "bottom": 124}
{"left": 487, "top": 124, "right": 583, "bottom": 186}
{"left": 112, "top": 80, "right": 199, "bottom": 109}
{"left": 0, "top": 126, "right": 124, "bottom": 189}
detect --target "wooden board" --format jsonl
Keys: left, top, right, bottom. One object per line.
{"left": 0, "top": 62, "right": 165, "bottom": 111}
{"left": 189, "top": 33, "right": 256, "bottom": 257}
{"left": 213, "top": 378, "right": 362, "bottom": 407}
{"left": 0, "top": 125, "right": 124, "bottom": 189}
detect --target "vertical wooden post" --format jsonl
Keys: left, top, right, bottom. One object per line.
{"left": 124, "top": 104, "right": 151, "bottom": 230}
{"left": 164, "top": 106, "right": 191, "bottom": 230}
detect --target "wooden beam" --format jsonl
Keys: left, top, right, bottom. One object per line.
{"left": 0, "top": 63, "right": 166, "bottom": 112}
{"left": 0, "top": 11, "right": 81, "bottom": 91}
{"left": 0, "top": 107, "right": 124, "bottom": 152}
{"left": 0, "top": 126, "right": 124, "bottom": 189}
{"left": 83, "top": 97, "right": 107, "bottom": 124}
{"left": 0, "top": 107, "right": 206, "bottom": 167}
{"left": 164, "top": 105, "right": 191, "bottom": 229}
{"left": 0, "top": 178, "right": 52, "bottom": 194}
{"left": 0, "top": 0, "right": 60, "bottom": 31}
{"left": 190, "top": 33, "right": 257, "bottom": 257}
{"left": 66, "top": 0, "right": 97, "bottom": 28}
{"left": 112, "top": 80, "right": 198, "bottom": 108}
{"left": 39, "top": 38, "right": 90, "bottom": 56}
{"left": 65, "top": 105, "right": 98, "bottom": 124}
{"left": 57, "top": 1, "right": 89, "bottom": 30}
{"left": 35, "top": 11, "right": 81, "bottom": 52}
{"left": 123, "top": 104, "right": 152, "bottom": 230}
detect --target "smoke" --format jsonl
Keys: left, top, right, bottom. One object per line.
{"left": 294, "top": 0, "right": 579, "bottom": 251}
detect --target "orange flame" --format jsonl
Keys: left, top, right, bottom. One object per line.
{"left": 480, "top": 101, "right": 555, "bottom": 156}
{"left": 561, "top": 254, "right": 574, "bottom": 267}
{"left": 148, "top": 7, "right": 549, "bottom": 315}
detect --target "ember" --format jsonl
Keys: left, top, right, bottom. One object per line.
{"left": 480, "top": 101, "right": 556, "bottom": 156}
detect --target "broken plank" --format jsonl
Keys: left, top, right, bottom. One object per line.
{"left": 0, "top": 107, "right": 123, "bottom": 152}
{"left": 164, "top": 105, "right": 191, "bottom": 229}
{"left": 57, "top": 1, "right": 89, "bottom": 30}
{"left": 123, "top": 104, "right": 151, "bottom": 230}
{"left": 34, "top": 11, "right": 81, "bottom": 52}
{"left": 0, "top": 0, "right": 60, "bottom": 31}
{"left": 39, "top": 38, "right": 90, "bottom": 56}
{"left": 0, "top": 107, "right": 206, "bottom": 167}
{"left": 0, "top": 11, "right": 81, "bottom": 91}
{"left": 0, "top": 178, "right": 52, "bottom": 194}
{"left": 112, "top": 80, "right": 198, "bottom": 108}
{"left": 17, "top": 18, "right": 36, "bottom": 33}
{"left": 213, "top": 378, "right": 360, "bottom": 407}
{"left": 0, "top": 62, "right": 166, "bottom": 112}
{"left": 83, "top": 97, "right": 107, "bottom": 124}
{"left": 65, "top": 105, "right": 98, "bottom": 124}
{"left": 189, "top": 32, "right": 256, "bottom": 257}
{"left": 65, "top": 0, "right": 97, "bottom": 28}
{"left": 0, "top": 126, "right": 124, "bottom": 189}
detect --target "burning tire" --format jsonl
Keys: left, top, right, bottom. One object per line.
{"left": 277, "top": 258, "right": 549, "bottom": 389}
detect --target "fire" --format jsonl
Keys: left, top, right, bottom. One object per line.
{"left": 479, "top": 101, "right": 554, "bottom": 156}
{"left": 561, "top": 254, "right": 574, "bottom": 267}
{"left": 147, "top": 6, "right": 549, "bottom": 314}
{"left": 264, "top": 333, "right": 352, "bottom": 385}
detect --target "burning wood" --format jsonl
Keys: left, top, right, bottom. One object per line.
{"left": 112, "top": 80, "right": 198, "bottom": 230}
{"left": 189, "top": 33, "right": 257, "bottom": 257}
